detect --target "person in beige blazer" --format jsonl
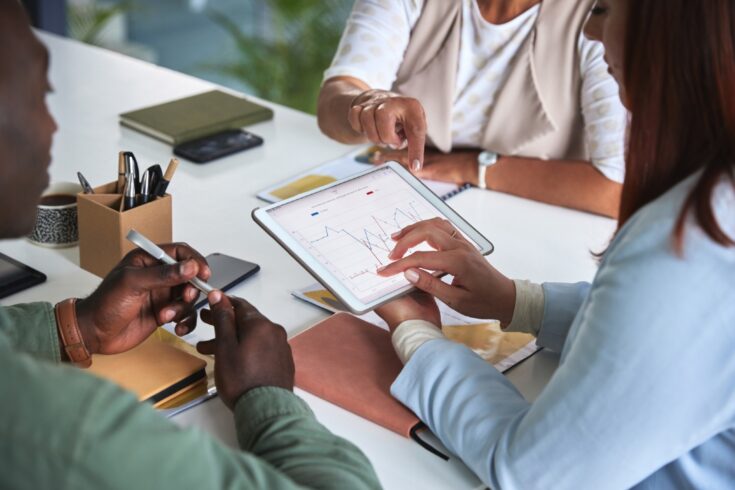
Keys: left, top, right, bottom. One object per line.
{"left": 318, "top": 0, "right": 626, "bottom": 218}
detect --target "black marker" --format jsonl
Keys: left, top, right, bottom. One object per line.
{"left": 138, "top": 170, "right": 153, "bottom": 206}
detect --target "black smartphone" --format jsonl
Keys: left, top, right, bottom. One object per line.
{"left": 0, "top": 252, "right": 46, "bottom": 299}
{"left": 173, "top": 129, "right": 263, "bottom": 164}
{"left": 195, "top": 253, "right": 260, "bottom": 308}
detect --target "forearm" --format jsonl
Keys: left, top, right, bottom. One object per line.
{"left": 391, "top": 280, "right": 588, "bottom": 363}
{"left": 317, "top": 77, "right": 371, "bottom": 144}
{"left": 235, "top": 387, "right": 381, "bottom": 489}
{"left": 0, "top": 303, "right": 62, "bottom": 363}
{"left": 485, "top": 156, "right": 622, "bottom": 218}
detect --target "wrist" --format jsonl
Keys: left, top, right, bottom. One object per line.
{"left": 465, "top": 152, "right": 483, "bottom": 184}
{"left": 54, "top": 298, "right": 93, "bottom": 367}
{"left": 477, "top": 151, "right": 500, "bottom": 189}
{"left": 498, "top": 278, "right": 517, "bottom": 328}
{"left": 74, "top": 298, "right": 101, "bottom": 355}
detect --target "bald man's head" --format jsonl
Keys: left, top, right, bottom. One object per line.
{"left": 0, "top": 0, "right": 57, "bottom": 238}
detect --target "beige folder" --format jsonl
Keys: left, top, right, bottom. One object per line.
{"left": 88, "top": 332, "right": 207, "bottom": 408}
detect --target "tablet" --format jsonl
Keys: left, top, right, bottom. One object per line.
{"left": 0, "top": 252, "right": 46, "bottom": 300}
{"left": 253, "top": 162, "right": 493, "bottom": 314}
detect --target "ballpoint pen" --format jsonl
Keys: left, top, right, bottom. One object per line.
{"left": 77, "top": 171, "right": 95, "bottom": 194}
{"left": 124, "top": 151, "right": 141, "bottom": 193}
{"left": 126, "top": 229, "right": 214, "bottom": 295}
{"left": 154, "top": 158, "right": 179, "bottom": 197}
{"left": 123, "top": 173, "right": 136, "bottom": 210}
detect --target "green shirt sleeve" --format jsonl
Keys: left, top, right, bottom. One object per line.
{"left": 235, "top": 387, "right": 382, "bottom": 489}
{"left": 0, "top": 303, "right": 61, "bottom": 363}
{"left": 0, "top": 306, "right": 381, "bottom": 489}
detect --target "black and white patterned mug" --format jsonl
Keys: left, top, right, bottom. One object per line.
{"left": 27, "top": 182, "right": 82, "bottom": 248}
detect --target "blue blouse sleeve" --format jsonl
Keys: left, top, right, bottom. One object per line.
{"left": 536, "top": 282, "right": 590, "bottom": 352}
{"left": 391, "top": 211, "right": 735, "bottom": 489}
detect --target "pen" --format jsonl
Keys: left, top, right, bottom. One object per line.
{"left": 148, "top": 164, "right": 163, "bottom": 193}
{"left": 124, "top": 151, "right": 141, "bottom": 193}
{"left": 117, "top": 152, "right": 126, "bottom": 193}
{"left": 123, "top": 173, "right": 136, "bottom": 210}
{"left": 126, "top": 229, "right": 214, "bottom": 295}
{"left": 139, "top": 170, "right": 153, "bottom": 205}
{"left": 77, "top": 171, "right": 95, "bottom": 194}
{"left": 154, "top": 158, "right": 179, "bottom": 197}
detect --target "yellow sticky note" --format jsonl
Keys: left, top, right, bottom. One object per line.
{"left": 270, "top": 174, "right": 337, "bottom": 200}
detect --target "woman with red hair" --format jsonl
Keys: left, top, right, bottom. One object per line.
{"left": 375, "top": 1, "right": 735, "bottom": 487}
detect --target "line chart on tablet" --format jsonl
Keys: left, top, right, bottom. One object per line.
{"left": 269, "top": 167, "right": 448, "bottom": 302}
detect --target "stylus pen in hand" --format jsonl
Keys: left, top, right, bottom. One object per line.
{"left": 126, "top": 229, "right": 214, "bottom": 295}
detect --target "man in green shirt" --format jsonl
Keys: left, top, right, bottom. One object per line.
{"left": 0, "top": 3, "right": 381, "bottom": 488}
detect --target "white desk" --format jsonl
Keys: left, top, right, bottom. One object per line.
{"left": 0, "top": 32, "right": 616, "bottom": 489}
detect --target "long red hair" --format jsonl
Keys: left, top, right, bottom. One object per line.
{"left": 619, "top": 0, "right": 735, "bottom": 250}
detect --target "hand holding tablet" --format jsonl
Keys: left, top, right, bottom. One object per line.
{"left": 253, "top": 162, "right": 493, "bottom": 314}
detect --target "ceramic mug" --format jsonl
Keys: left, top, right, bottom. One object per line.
{"left": 27, "top": 182, "right": 82, "bottom": 248}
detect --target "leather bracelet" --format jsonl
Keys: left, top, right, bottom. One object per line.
{"left": 54, "top": 298, "right": 92, "bottom": 368}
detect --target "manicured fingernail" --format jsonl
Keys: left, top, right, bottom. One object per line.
{"left": 209, "top": 290, "right": 222, "bottom": 305}
{"left": 163, "top": 309, "right": 175, "bottom": 322}
{"left": 387, "top": 248, "right": 397, "bottom": 259}
{"left": 405, "top": 269, "right": 420, "bottom": 283}
{"left": 412, "top": 159, "right": 421, "bottom": 171}
{"left": 391, "top": 231, "right": 401, "bottom": 239}
{"left": 376, "top": 265, "right": 387, "bottom": 273}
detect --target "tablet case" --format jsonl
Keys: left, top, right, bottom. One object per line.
{"left": 290, "top": 312, "right": 448, "bottom": 459}
{"left": 0, "top": 252, "right": 46, "bottom": 299}
{"left": 88, "top": 331, "right": 207, "bottom": 408}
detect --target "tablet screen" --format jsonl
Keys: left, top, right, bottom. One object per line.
{"left": 266, "top": 165, "right": 480, "bottom": 304}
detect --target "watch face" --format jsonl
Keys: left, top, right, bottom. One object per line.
{"left": 478, "top": 151, "right": 498, "bottom": 167}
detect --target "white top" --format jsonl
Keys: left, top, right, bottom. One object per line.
{"left": 325, "top": 0, "right": 628, "bottom": 182}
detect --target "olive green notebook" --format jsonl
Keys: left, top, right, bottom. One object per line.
{"left": 119, "top": 90, "right": 274, "bottom": 145}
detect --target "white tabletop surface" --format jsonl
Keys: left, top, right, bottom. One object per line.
{"left": 0, "top": 32, "right": 617, "bottom": 489}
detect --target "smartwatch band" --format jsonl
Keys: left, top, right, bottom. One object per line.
{"left": 477, "top": 151, "right": 499, "bottom": 189}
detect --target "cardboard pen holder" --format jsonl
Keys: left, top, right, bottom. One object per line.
{"left": 77, "top": 181, "right": 172, "bottom": 277}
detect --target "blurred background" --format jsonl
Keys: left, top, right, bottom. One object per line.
{"left": 24, "top": 0, "right": 353, "bottom": 114}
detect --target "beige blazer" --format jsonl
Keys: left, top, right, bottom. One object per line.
{"left": 392, "top": 0, "right": 594, "bottom": 160}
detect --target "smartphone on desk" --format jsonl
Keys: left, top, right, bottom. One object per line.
{"left": 195, "top": 253, "right": 260, "bottom": 308}
{"left": 174, "top": 129, "right": 264, "bottom": 164}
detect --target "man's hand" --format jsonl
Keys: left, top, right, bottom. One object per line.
{"left": 197, "top": 291, "right": 295, "bottom": 410}
{"left": 74, "top": 243, "right": 210, "bottom": 356}
{"left": 349, "top": 89, "right": 426, "bottom": 170}
{"left": 373, "top": 148, "right": 480, "bottom": 185}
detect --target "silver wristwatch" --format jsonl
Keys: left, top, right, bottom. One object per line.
{"left": 477, "top": 151, "right": 499, "bottom": 189}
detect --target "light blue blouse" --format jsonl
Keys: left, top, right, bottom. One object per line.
{"left": 392, "top": 171, "right": 735, "bottom": 489}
